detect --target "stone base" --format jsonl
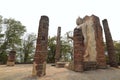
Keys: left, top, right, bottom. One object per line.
{"left": 65, "top": 61, "right": 75, "bottom": 71}
{"left": 74, "top": 64, "right": 84, "bottom": 72}
{"left": 84, "top": 61, "right": 97, "bottom": 71}
{"left": 6, "top": 61, "right": 15, "bottom": 66}
{"left": 32, "top": 62, "right": 46, "bottom": 77}
{"left": 56, "top": 62, "right": 66, "bottom": 68}
{"left": 97, "top": 64, "right": 107, "bottom": 69}
{"left": 68, "top": 61, "right": 107, "bottom": 72}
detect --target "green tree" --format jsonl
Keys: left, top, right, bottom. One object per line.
{"left": 0, "top": 15, "right": 6, "bottom": 64}
{"left": 60, "top": 34, "right": 73, "bottom": 61}
{"left": 0, "top": 18, "right": 26, "bottom": 64}
{"left": 104, "top": 41, "right": 120, "bottom": 64}
{"left": 22, "top": 33, "right": 36, "bottom": 63}
{"left": 0, "top": 15, "right": 3, "bottom": 34}
{"left": 47, "top": 34, "right": 73, "bottom": 63}
{"left": 47, "top": 36, "right": 56, "bottom": 63}
{"left": 3, "top": 18, "right": 26, "bottom": 50}
{"left": 0, "top": 15, "right": 3, "bottom": 45}
{"left": 0, "top": 15, "right": 4, "bottom": 45}
{"left": 114, "top": 41, "right": 120, "bottom": 64}
{"left": 103, "top": 42, "right": 109, "bottom": 64}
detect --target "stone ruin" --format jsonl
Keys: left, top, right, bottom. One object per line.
{"left": 55, "top": 27, "right": 65, "bottom": 67}
{"left": 31, "top": 15, "right": 118, "bottom": 77}
{"left": 70, "top": 15, "right": 118, "bottom": 71}
{"left": 7, "top": 50, "right": 16, "bottom": 66}
{"left": 102, "top": 19, "right": 118, "bottom": 67}
{"left": 54, "top": 27, "right": 66, "bottom": 67}
{"left": 71, "top": 15, "right": 107, "bottom": 71}
{"left": 32, "top": 16, "right": 49, "bottom": 77}
{"left": 55, "top": 27, "right": 61, "bottom": 63}
{"left": 73, "top": 28, "right": 84, "bottom": 71}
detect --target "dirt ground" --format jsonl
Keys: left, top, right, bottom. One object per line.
{"left": 0, "top": 64, "right": 120, "bottom": 80}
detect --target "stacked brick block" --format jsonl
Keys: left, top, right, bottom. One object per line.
{"left": 73, "top": 28, "right": 84, "bottom": 72}
{"left": 102, "top": 19, "right": 118, "bottom": 67}
{"left": 32, "top": 16, "right": 49, "bottom": 77}
{"left": 55, "top": 27, "right": 61, "bottom": 63}
{"left": 7, "top": 50, "right": 16, "bottom": 66}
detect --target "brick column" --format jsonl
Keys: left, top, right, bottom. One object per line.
{"left": 73, "top": 28, "right": 84, "bottom": 72}
{"left": 102, "top": 19, "right": 118, "bottom": 67}
{"left": 32, "top": 16, "right": 49, "bottom": 77}
{"left": 7, "top": 50, "right": 16, "bottom": 66}
{"left": 91, "top": 15, "right": 107, "bottom": 68}
{"left": 55, "top": 27, "right": 61, "bottom": 63}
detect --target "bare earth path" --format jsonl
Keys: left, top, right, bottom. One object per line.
{"left": 0, "top": 64, "right": 120, "bottom": 80}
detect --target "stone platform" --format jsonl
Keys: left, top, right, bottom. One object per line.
{"left": 56, "top": 62, "right": 67, "bottom": 68}
{"left": 83, "top": 61, "right": 97, "bottom": 71}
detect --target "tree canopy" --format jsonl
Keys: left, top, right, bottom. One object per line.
{"left": 0, "top": 16, "right": 26, "bottom": 64}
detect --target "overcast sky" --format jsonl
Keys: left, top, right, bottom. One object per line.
{"left": 0, "top": 0, "right": 120, "bottom": 40}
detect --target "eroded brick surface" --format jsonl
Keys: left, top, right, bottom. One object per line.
{"left": 55, "top": 27, "right": 61, "bottom": 63}
{"left": 91, "top": 15, "right": 107, "bottom": 68}
{"left": 102, "top": 19, "right": 118, "bottom": 67}
{"left": 32, "top": 16, "right": 49, "bottom": 77}
{"left": 73, "top": 28, "right": 84, "bottom": 72}
{"left": 7, "top": 50, "right": 16, "bottom": 66}
{"left": 73, "top": 15, "right": 107, "bottom": 71}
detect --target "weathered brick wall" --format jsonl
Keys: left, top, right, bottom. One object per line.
{"left": 55, "top": 27, "right": 61, "bottom": 63}
{"left": 73, "top": 28, "right": 84, "bottom": 72}
{"left": 32, "top": 16, "right": 49, "bottom": 77}
{"left": 91, "top": 15, "right": 107, "bottom": 68}
{"left": 7, "top": 50, "right": 16, "bottom": 66}
{"left": 72, "top": 15, "right": 107, "bottom": 71}
{"left": 84, "top": 61, "right": 97, "bottom": 70}
{"left": 102, "top": 19, "right": 118, "bottom": 67}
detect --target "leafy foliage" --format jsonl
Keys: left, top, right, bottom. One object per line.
{"left": 22, "top": 33, "right": 36, "bottom": 63}
{"left": 47, "top": 36, "right": 56, "bottom": 63}
{"left": 0, "top": 16, "right": 26, "bottom": 64}
{"left": 114, "top": 41, "right": 120, "bottom": 64}
{"left": 47, "top": 33, "right": 73, "bottom": 63}
{"left": 3, "top": 18, "right": 26, "bottom": 50}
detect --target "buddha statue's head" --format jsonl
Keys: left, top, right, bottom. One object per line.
{"left": 76, "top": 17, "right": 83, "bottom": 26}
